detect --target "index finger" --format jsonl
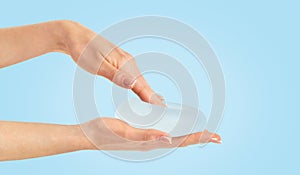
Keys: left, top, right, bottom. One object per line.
{"left": 114, "top": 52, "right": 165, "bottom": 106}
{"left": 131, "top": 75, "right": 165, "bottom": 106}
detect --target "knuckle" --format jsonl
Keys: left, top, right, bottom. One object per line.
{"left": 122, "top": 51, "right": 134, "bottom": 59}
{"left": 121, "top": 52, "right": 135, "bottom": 64}
{"left": 121, "top": 53, "right": 133, "bottom": 62}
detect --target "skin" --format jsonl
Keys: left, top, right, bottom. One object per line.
{"left": 0, "top": 20, "right": 221, "bottom": 161}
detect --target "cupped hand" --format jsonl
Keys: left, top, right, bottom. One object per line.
{"left": 81, "top": 117, "right": 221, "bottom": 151}
{"left": 61, "top": 21, "right": 164, "bottom": 106}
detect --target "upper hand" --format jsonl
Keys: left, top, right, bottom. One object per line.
{"left": 60, "top": 21, "right": 164, "bottom": 106}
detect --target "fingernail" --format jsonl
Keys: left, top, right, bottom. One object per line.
{"left": 211, "top": 137, "right": 218, "bottom": 141}
{"left": 151, "top": 94, "right": 165, "bottom": 106}
{"left": 210, "top": 137, "right": 222, "bottom": 144}
{"left": 158, "top": 136, "right": 172, "bottom": 144}
{"left": 123, "top": 78, "right": 136, "bottom": 88}
{"left": 161, "top": 99, "right": 167, "bottom": 107}
{"left": 157, "top": 94, "right": 164, "bottom": 100}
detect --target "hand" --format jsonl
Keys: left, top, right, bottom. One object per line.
{"left": 0, "top": 20, "right": 164, "bottom": 105}
{"left": 0, "top": 118, "right": 221, "bottom": 161}
{"left": 0, "top": 21, "right": 222, "bottom": 161}
{"left": 60, "top": 21, "right": 164, "bottom": 106}
{"left": 81, "top": 117, "right": 222, "bottom": 151}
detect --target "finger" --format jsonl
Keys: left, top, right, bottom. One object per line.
{"left": 199, "top": 129, "right": 222, "bottom": 144}
{"left": 177, "top": 131, "right": 222, "bottom": 147}
{"left": 121, "top": 130, "right": 221, "bottom": 151}
{"left": 98, "top": 53, "right": 164, "bottom": 106}
{"left": 125, "top": 127, "right": 170, "bottom": 143}
{"left": 97, "top": 59, "right": 136, "bottom": 89}
{"left": 132, "top": 75, "right": 166, "bottom": 106}
{"left": 206, "top": 133, "right": 222, "bottom": 144}
{"left": 110, "top": 51, "right": 165, "bottom": 106}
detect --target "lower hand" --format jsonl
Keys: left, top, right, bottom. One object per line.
{"left": 81, "top": 117, "right": 222, "bottom": 151}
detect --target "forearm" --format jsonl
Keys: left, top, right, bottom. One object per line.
{"left": 0, "top": 21, "right": 68, "bottom": 68}
{"left": 0, "top": 121, "right": 94, "bottom": 161}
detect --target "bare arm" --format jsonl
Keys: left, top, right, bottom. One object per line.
{"left": 0, "top": 20, "right": 164, "bottom": 105}
{"left": 0, "top": 119, "right": 221, "bottom": 161}
{"left": 0, "top": 21, "right": 66, "bottom": 68}
{"left": 0, "top": 120, "right": 92, "bottom": 161}
{"left": 0, "top": 21, "right": 221, "bottom": 161}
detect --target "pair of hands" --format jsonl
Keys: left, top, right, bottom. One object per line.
{"left": 0, "top": 20, "right": 221, "bottom": 153}
{"left": 61, "top": 21, "right": 221, "bottom": 149}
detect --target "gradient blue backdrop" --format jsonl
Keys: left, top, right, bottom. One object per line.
{"left": 0, "top": 0, "right": 299, "bottom": 174}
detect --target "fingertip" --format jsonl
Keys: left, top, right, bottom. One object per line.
{"left": 123, "top": 77, "right": 136, "bottom": 88}
{"left": 199, "top": 130, "right": 222, "bottom": 144}
{"left": 149, "top": 93, "right": 166, "bottom": 107}
{"left": 210, "top": 134, "right": 222, "bottom": 144}
{"left": 144, "top": 129, "right": 168, "bottom": 140}
{"left": 155, "top": 130, "right": 172, "bottom": 144}
{"left": 112, "top": 70, "right": 136, "bottom": 89}
{"left": 158, "top": 136, "right": 173, "bottom": 144}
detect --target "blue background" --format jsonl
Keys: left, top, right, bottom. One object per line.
{"left": 0, "top": 0, "right": 299, "bottom": 174}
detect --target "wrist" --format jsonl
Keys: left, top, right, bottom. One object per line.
{"left": 45, "top": 20, "right": 84, "bottom": 54}
{"left": 43, "top": 20, "right": 70, "bottom": 54}
{"left": 51, "top": 20, "right": 96, "bottom": 59}
{"left": 72, "top": 124, "right": 97, "bottom": 150}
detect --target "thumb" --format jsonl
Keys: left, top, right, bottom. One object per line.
{"left": 112, "top": 70, "right": 136, "bottom": 89}
{"left": 126, "top": 128, "right": 172, "bottom": 144}
{"left": 97, "top": 60, "right": 136, "bottom": 89}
